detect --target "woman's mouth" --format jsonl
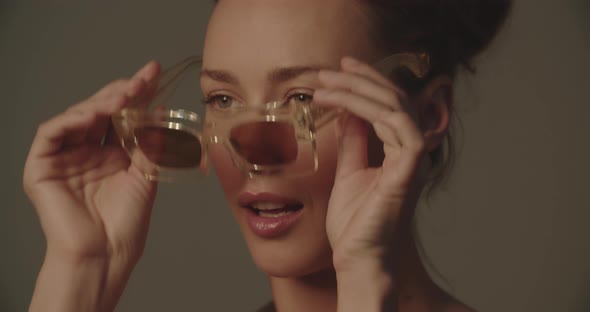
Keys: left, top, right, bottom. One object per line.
{"left": 248, "top": 202, "right": 304, "bottom": 217}
{"left": 238, "top": 192, "right": 304, "bottom": 238}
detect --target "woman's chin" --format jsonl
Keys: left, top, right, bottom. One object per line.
{"left": 253, "top": 253, "right": 333, "bottom": 278}
{"left": 244, "top": 236, "right": 334, "bottom": 278}
{"left": 232, "top": 201, "right": 334, "bottom": 278}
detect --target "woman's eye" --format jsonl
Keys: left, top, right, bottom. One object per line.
{"left": 204, "top": 94, "right": 236, "bottom": 110}
{"left": 288, "top": 93, "right": 313, "bottom": 105}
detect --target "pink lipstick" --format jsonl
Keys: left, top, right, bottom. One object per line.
{"left": 238, "top": 192, "right": 304, "bottom": 238}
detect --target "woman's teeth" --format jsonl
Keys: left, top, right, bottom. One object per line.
{"left": 252, "top": 202, "right": 287, "bottom": 211}
{"left": 259, "top": 210, "right": 291, "bottom": 217}
{"left": 248, "top": 201, "right": 303, "bottom": 217}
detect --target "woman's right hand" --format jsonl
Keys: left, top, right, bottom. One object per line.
{"left": 24, "top": 61, "right": 161, "bottom": 311}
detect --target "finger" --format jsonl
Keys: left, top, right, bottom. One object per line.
{"left": 89, "top": 79, "right": 132, "bottom": 102}
{"left": 340, "top": 57, "right": 422, "bottom": 122}
{"left": 314, "top": 87, "right": 424, "bottom": 148}
{"left": 341, "top": 57, "right": 405, "bottom": 94}
{"left": 66, "top": 94, "right": 130, "bottom": 148}
{"left": 131, "top": 60, "right": 161, "bottom": 105}
{"left": 375, "top": 115, "right": 426, "bottom": 191}
{"left": 88, "top": 60, "right": 160, "bottom": 102}
{"left": 29, "top": 110, "right": 98, "bottom": 158}
{"left": 70, "top": 78, "right": 146, "bottom": 114}
{"left": 94, "top": 61, "right": 161, "bottom": 145}
{"left": 313, "top": 88, "right": 392, "bottom": 124}
{"left": 318, "top": 69, "right": 404, "bottom": 112}
{"left": 335, "top": 114, "right": 369, "bottom": 179}
{"left": 85, "top": 94, "right": 131, "bottom": 144}
{"left": 56, "top": 145, "right": 129, "bottom": 180}
{"left": 132, "top": 60, "right": 161, "bottom": 83}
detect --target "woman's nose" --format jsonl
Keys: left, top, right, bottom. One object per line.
{"left": 229, "top": 121, "right": 298, "bottom": 165}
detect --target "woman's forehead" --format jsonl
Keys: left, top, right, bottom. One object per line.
{"left": 203, "top": 0, "right": 373, "bottom": 68}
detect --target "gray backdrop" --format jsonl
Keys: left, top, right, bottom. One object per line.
{"left": 2, "top": 1, "right": 589, "bottom": 311}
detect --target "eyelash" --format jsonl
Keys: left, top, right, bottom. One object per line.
{"left": 202, "top": 94, "right": 234, "bottom": 108}
{"left": 203, "top": 91, "right": 314, "bottom": 110}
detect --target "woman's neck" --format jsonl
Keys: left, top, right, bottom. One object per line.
{"left": 267, "top": 232, "right": 452, "bottom": 312}
{"left": 268, "top": 268, "right": 338, "bottom": 312}
{"left": 395, "top": 230, "right": 454, "bottom": 311}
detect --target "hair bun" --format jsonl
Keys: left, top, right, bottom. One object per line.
{"left": 373, "top": 0, "right": 513, "bottom": 74}
{"left": 432, "top": 0, "right": 512, "bottom": 71}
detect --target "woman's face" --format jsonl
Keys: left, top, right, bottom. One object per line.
{"left": 201, "top": 0, "right": 377, "bottom": 277}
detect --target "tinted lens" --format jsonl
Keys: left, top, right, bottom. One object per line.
{"left": 229, "top": 121, "right": 298, "bottom": 166}
{"left": 135, "top": 126, "right": 202, "bottom": 168}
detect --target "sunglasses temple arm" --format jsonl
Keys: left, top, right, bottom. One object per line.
{"left": 147, "top": 56, "right": 203, "bottom": 109}
{"left": 312, "top": 53, "right": 430, "bottom": 131}
{"left": 373, "top": 52, "right": 431, "bottom": 79}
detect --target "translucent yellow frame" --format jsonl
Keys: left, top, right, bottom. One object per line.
{"left": 112, "top": 53, "right": 430, "bottom": 180}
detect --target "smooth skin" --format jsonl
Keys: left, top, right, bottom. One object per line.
{"left": 25, "top": 0, "right": 472, "bottom": 311}
{"left": 203, "top": 1, "right": 465, "bottom": 311}
{"left": 24, "top": 62, "right": 161, "bottom": 311}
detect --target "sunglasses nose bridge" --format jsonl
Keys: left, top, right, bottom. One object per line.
{"left": 229, "top": 121, "right": 298, "bottom": 166}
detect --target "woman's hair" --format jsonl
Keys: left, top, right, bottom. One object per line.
{"left": 365, "top": 0, "right": 513, "bottom": 193}
{"left": 362, "top": 1, "right": 513, "bottom": 289}
{"left": 211, "top": 0, "right": 513, "bottom": 193}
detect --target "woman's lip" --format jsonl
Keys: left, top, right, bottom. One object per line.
{"left": 237, "top": 192, "right": 301, "bottom": 207}
{"left": 238, "top": 192, "right": 304, "bottom": 238}
{"left": 245, "top": 208, "right": 303, "bottom": 238}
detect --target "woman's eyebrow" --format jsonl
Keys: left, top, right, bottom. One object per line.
{"left": 200, "top": 69, "right": 239, "bottom": 84}
{"left": 267, "top": 65, "right": 329, "bottom": 83}
{"left": 201, "top": 65, "right": 330, "bottom": 85}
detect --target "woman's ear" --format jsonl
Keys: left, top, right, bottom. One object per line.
{"left": 416, "top": 75, "right": 452, "bottom": 152}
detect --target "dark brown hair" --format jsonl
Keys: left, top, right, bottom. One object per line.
{"left": 212, "top": 0, "right": 513, "bottom": 193}
{"left": 365, "top": 0, "right": 513, "bottom": 192}
{"left": 361, "top": 2, "right": 513, "bottom": 287}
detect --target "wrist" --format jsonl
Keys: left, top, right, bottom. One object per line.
{"left": 29, "top": 249, "right": 136, "bottom": 312}
{"left": 30, "top": 252, "right": 108, "bottom": 312}
{"left": 336, "top": 259, "right": 397, "bottom": 312}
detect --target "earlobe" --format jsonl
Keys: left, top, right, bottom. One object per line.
{"left": 418, "top": 76, "right": 452, "bottom": 152}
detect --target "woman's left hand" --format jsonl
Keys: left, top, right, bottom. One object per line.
{"left": 313, "top": 56, "right": 431, "bottom": 274}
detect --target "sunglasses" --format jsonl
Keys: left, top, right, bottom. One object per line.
{"left": 111, "top": 53, "right": 430, "bottom": 181}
